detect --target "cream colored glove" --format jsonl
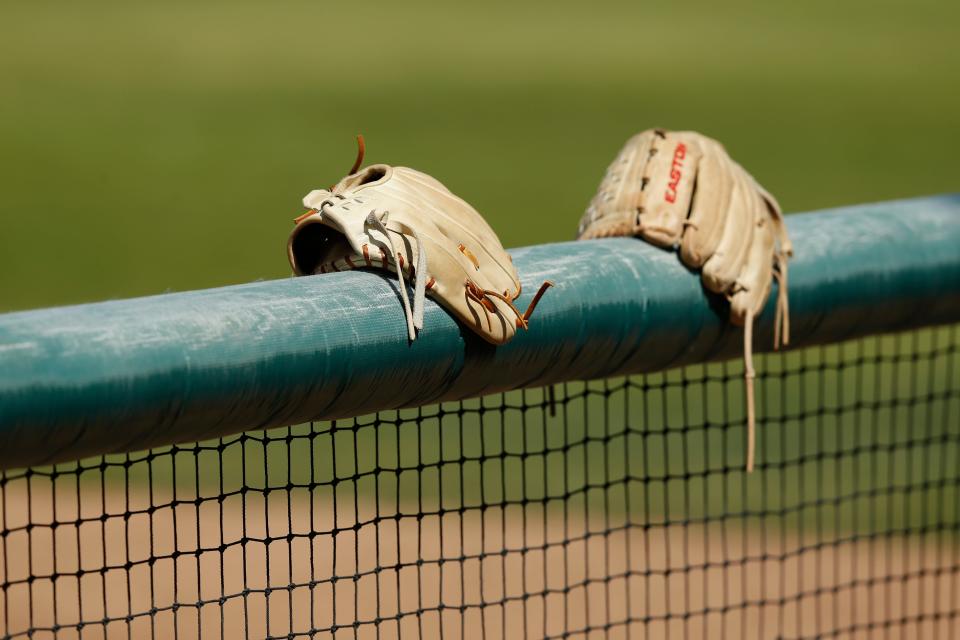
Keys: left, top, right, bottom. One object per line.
{"left": 578, "top": 129, "right": 792, "bottom": 471}
{"left": 289, "top": 138, "right": 552, "bottom": 346}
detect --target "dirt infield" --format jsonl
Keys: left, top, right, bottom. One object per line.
{"left": 2, "top": 488, "right": 958, "bottom": 639}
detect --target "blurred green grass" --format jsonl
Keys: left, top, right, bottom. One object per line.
{"left": 1, "top": 0, "right": 958, "bottom": 312}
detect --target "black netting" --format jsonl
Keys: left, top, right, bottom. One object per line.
{"left": 2, "top": 326, "right": 959, "bottom": 639}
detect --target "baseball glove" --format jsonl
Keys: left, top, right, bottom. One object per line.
{"left": 288, "top": 136, "right": 553, "bottom": 345}
{"left": 577, "top": 128, "right": 792, "bottom": 471}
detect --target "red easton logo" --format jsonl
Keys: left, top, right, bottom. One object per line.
{"left": 664, "top": 143, "right": 686, "bottom": 203}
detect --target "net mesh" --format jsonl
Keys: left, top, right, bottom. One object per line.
{"left": 1, "top": 325, "right": 959, "bottom": 639}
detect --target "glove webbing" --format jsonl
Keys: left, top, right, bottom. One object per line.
{"left": 365, "top": 212, "right": 427, "bottom": 341}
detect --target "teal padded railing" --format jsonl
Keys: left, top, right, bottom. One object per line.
{"left": 1, "top": 195, "right": 959, "bottom": 470}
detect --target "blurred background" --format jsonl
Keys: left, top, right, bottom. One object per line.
{"left": 1, "top": 0, "right": 957, "bottom": 313}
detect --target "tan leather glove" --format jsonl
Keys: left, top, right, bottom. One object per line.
{"left": 578, "top": 128, "right": 792, "bottom": 471}
{"left": 289, "top": 138, "right": 552, "bottom": 345}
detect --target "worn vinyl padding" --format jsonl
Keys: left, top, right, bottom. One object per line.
{"left": 0, "top": 195, "right": 958, "bottom": 470}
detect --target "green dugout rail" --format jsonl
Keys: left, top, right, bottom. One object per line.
{"left": 1, "top": 195, "right": 959, "bottom": 470}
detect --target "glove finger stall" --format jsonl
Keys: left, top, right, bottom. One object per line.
{"left": 729, "top": 208, "right": 776, "bottom": 326}
{"left": 680, "top": 140, "right": 733, "bottom": 269}
{"left": 700, "top": 162, "right": 758, "bottom": 294}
